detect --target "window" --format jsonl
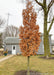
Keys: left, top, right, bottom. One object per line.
{"left": 13, "top": 46, "right": 15, "bottom": 50}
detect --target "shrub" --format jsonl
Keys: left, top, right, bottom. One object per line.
{"left": 3, "top": 49, "right": 8, "bottom": 56}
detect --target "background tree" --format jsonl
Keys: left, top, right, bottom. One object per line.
{"left": 0, "top": 16, "right": 5, "bottom": 28}
{"left": 2, "top": 25, "right": 19, "bottom": 39}
{"left": 19, "top": 0, "right": 41, "bottom": 75}
{"left": 34, "top": 0, "right": 54, "bottom": 57}
{"left": 0, "top": 16, "right": 5, "bottom": 48}
{"left": 0, "top": 33, "right": 3, "bottom": 48}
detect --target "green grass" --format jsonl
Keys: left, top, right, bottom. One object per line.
{"left": 0, "top": 55, "right": 54, "bottom": 75}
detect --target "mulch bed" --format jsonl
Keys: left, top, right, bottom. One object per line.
{"left": 39, "top": 56, "right": 54, "bottom": 59}
{"left": 14, "top": 70, "right": 41, "bottom": 75}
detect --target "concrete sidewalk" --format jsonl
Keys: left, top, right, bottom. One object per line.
{"left": 0, "top": 55, "right": 14, "bottom": 62}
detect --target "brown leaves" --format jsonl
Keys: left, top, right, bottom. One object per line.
{"left": 19, "top": 1, "right": 41, "bottom": 56}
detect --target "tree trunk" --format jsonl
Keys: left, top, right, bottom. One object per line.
{"left": 44, "top": 11, "right": 51, "bottom": 58}
{"left": 44, "top": 33, "right": 51, "bottom": 58}
{"left": 27, "top": 56, "right": 30, "bottom": 75}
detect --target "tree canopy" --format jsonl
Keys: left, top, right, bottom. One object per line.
{"left": 19, "top": 0, "right": 41, "bottom": 56}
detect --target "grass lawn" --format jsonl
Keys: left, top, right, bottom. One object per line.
{"left": 0, "top": 55, "right": 6, "bottom": 59}
{"left": 0, "top": 55, "right": 54, "bottom": 75}
{"left": 0, "top": 55, "right": 11, "bottom": 59}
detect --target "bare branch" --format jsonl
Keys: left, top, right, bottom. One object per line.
{"left": 47, "top": 0, "right": 54, "bottom": 13}
{"left": 37, "top": 7, "right": 43, "bottom": 13}
{"left": 35, "top": 0, "right": 44, "bottom": 7}
{"left": 2, "top": 25, "right": 19, "bottom": 39}
{"left": 0, "top": 19, "right": 4, "bottom": 25}
{"left": 48, "top": 17, "right": 54, "bottom": 33}
{"left": 0, "top": 17, "right": 5, "bottom": 27}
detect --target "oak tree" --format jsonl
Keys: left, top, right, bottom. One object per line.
{"left": 19, "top": 0, "right": 41, "bottom": 75}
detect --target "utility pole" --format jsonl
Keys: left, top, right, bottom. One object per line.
{"left": 7, "top": 13, "right": 18, "bottom": 26}
{"left": 6, "top": 13, "right": 11, "bottom": 36}
{"left": 7, "top": 13, "right": 10, "bottom": 26}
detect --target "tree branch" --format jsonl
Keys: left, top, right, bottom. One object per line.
{"left": 0, "top": 17, "right": 5, "bottom": 27}
{"left": 47, "top": 0, "right": 54, "bottom": 13}
{"left": 35, "top": 0, "right": 44, "bottom": 8}
{"left": 48, "top": 17, "right": 54, "bottom": 33}
{"left": 0, "top": 19, "right": 4, "bottom": 25}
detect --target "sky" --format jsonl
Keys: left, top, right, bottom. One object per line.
{"left": 0, "top": 0, "right": 54, "bottom": 39}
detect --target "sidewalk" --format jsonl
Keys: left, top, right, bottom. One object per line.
{"left": 0, "top": 55, "right": 14, "bottom": 62}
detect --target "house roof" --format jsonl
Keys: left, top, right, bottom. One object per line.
{"left": 4, "top": 33, "right": 52, "bottom": 45}
{"left": 4, "top": 37, "right": 20, "bottom": 44}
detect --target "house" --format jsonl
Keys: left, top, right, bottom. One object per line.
{"left": 51, "top": 40, "right": 54, "bottom": 53}
{"left": 4, "top": 34, "right": 52, "bottom": 55}
{"left": 4, "top": 37, "right": 21, "bottom": 55}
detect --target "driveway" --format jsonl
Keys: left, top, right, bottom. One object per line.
{"left": 0, "top": 55, "right": 14, "bottom": 62}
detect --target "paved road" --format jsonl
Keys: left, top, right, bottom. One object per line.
{"left": 0, "top": 55, "right": 14, "bottom": 62}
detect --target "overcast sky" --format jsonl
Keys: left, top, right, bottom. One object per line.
{"left": 0, "top": 0, "right": 54, "bottom": 39}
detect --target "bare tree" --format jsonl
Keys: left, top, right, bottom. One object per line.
{"left": 0, "top": 33, "right": 3, "bottom": 48}
{"left": 2, "top": 25, "right": 19, "bottom": 39}
{"left": 0, "top": 16, "right": 5, "bottom": 28}
{"left": 34, "top": 0, "right": 54, "bottom": 57}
